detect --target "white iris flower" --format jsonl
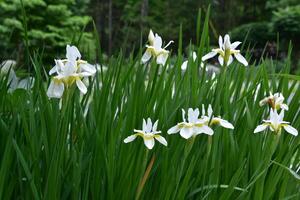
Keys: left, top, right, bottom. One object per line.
{"left": 47, "top": 45, "right": 96, "bottom": 98}
{"left": 202, "top": 34, "right": 248, "bottom": 67}
{"left": 254, "top": 109, "right": 298, "bottom": 136}
{"left": 141, "top": 29, "right": 173, "bottom": 66}
{"left": 124, "top": 118, "right": 167, "bottom": 150}
{"left": 167, "top": 108, "right": 214, "bottom": 139}
{"left": 201, "top": 104, "right": 234, "bottom": 130}
{"left": 259, "top": 92, "right": 288, "bottom": 111}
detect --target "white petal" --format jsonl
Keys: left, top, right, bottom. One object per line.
{"left": 66, "top": 45, "right": 81, "bottom": 60}
{"left": 201, "top": 104, "right": 206, "bottom": 116}
{"left": 142, "top": 119, "right": 147, "bottom": 131}
{"left": 192, "top": 51, "right": 197, "bottom": 61}
{"left": 146, "top": 118, "right": 152, "bottom": 133}
{"left": 227, "top": 55, "right": 233, "bottom": 66}
{"left": 152, "top": 120, "right": 158, "bottom": 132}
{"left": 280, "top": 104, "right": 289, "bottom": 111}
{"left": 188, "top": 108, "right": 199, "bottom": 123}
{"left": 202, "top": 51, "right": 217, "bottom": 61}
{"left": 80, "top": 63, "right": 96, "bottom": 75}
{"left": 144, "top": 138, "right": 155, "bottom": 149}
{"left": 207, "top": 104, "right": 213, "bottom": 118}
{"left": 167, "top": 125, "right": 180, "bottom": 134}
{"left": 218, "top": 55, "right": 224, "bottom": 66}
{"left": 194, "top": 125, "right": 214, "bottom": 136}
{"left": 230, "top": 41, "right": 241, "bottom": 49}
{"left": 182, "top": 109, "right": 186, "bottom": 122}
{"left": 283, "top": 125, "right": 298, "bottom": 136}
{"left": 148, "top": 29, "right": 155, "bottom": 45}
{"left": 224, "top": 34, "right": 231, "bottom": 50}
{"left": 124, "top": 134, "right": 137, "bottom": 143}
{"left": 76, "top": 79, "right": 87, "bottom": 94}
{"left": 218, "top": 35, "right": 223, "bottom": 49}
{"left": 279, "top": 109, "right": 285, "bottom": 121}
{"left": 181, "top": 60, "right": 188, "bottom": 70}
{"left": 141, "top": 49, "right": 152, "bottom": 63}
{"left": 254, "top": 124, "right": 268, "bottom": 133}
{"left": 234, "top": 53, "right": 248, "bottom": 66}
{"left": 180, "top": 127, "right": 193, "bottom": 139}
{"left": 219, "top": 119, "right": 234, "bottom": 129}
{"left": 153, "top": 34, "right": 162, "bottom": 49}
{"left": 156, "top": 53, "right": 168, "bottom": 65}
{"left": 155, "top": 135, "right": 168, "bottom": 146}
{"left": 49, "top": 66, "right": 57, "bottom": 75}
{"left": 47, "top": 80, "right": 64, "bottom": 98}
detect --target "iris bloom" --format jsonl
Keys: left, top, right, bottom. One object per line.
{"left": 259, "top": 92, "right": 288, "bottom": 111}
{"left": 181, "top": 51, "right": 198, "bottom": 70}
{"left": 124, "top": 118, "right": 167, "bottom": 150}
{"left": 254, "top": 109, "right": 298, "bottom": 136}
{"left": 167, "top": 108, "right": 213, "bottom": 139}
{"left": 47, "top": 45, "right": 96, "bottom": 98}
{"left": 141, "top": 30, "right": 173, "bottom": 66}
{"left": 201, "top": 104, "right": 234, "bottom": 130}
{"left": 202, "top": 34, "right": 248, "bottom": 67}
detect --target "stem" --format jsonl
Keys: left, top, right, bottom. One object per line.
{"left": 136, "top": 151, "right": 154, "bottom": 200}
{"left": 207, "top": 136, "right": 212, "bottom": 156}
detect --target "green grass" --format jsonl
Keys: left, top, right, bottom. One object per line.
{"left": 0, "top": 8, "right": 300, "bottom": 200}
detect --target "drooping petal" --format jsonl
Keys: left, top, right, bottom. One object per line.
{"left": 156, "top": 53, "right": 168, "bottom": 65}
{"left": 144, "top": 138, "right": 155, "bottom": 149}
{"left": 124, "top": 134, "right": 137, "bottom": 143}
{"left": 227, "top": 55, "right": 234, "bottom": 66}
{"left": 47, "top": 80, "right": 64, "bottom": 98}
{"left": 181, "top": 60, "right": 188, "bottom": 70}
{"left": 280, "top": 104, "right": 289, "bottom": 111}
{"left": 167, "top": 125, "right": 180, "bottom": 134}
{"left": 234, "top": 53, "right": 248, "bottom": 66}
{"left": 79, "top": 63, "right": 97, "bottom": 75}
{"left": 180, "top": 127, "right": 193, "bottom": 139}
{"left": 202, "top": 51, "right": 217, "bottom": 61}
{"left": 154, "top": 135, "right": 168, "bottom": 146}
{"left": 254, "top": 124, "right": 268, "bottom": 133}
{"left": 219, "top": 119, "right": 234, "bottom": 129}
{"left": 283, "top": 125, "right": 298, "bottom": 136}
{"left": 141, "top": 49, "right": 152, "bottom": 63}
{"left": 218, "top": 55, "right": 224, "bottom": 66}
{"left": 194, "top": 125, "right": 214, "bottom": 136}
{"left": 230, "top": 41, "right": 241, "bottom": 49}
{"left": 66, "top": 45, "right": 81, "bottom": 60}
{"left": 76, "top": 79, "right": 87, "bottom": 94}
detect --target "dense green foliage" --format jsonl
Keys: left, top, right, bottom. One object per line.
{"left": 0, "top": 0, "right": 94, "bottom": 63}
{"left": 0, "top": 10, "right": 300, "bottom": 199}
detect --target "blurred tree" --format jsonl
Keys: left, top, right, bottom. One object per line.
{"left": 0, "top": 0, "right": 94, "bottom": 66}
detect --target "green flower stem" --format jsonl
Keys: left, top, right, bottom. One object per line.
{"left": 135, "top": 149, "right": 152, "bottom": 200}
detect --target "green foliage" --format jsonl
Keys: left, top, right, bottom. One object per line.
{"left": 0, "top": 0, "right": 94, "bottom": 64}
{"left": 230, "top": 22, "right": 275, "bottom": 46}
{"left": 0, "top": 11, "right": 300, "bottom": 199}
{"left": 272, "top": 5, "right": 300, "bottom": 41}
